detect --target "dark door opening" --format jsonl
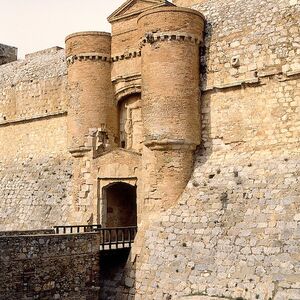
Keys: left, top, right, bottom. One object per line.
{"left": 105, "top": 182, "right": 137, "bottom": 228}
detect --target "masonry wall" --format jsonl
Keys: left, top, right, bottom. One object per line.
{"left": 0, "top": 43, "right": 17, "bottom": 66}
{"left": 121, "top": 0, "right": 300, "bottom": 299}
{"left": 0, "top": 232, "right": 101, "bottom": 300}
{"left": 0, "top": 47, "right": 67, "bottom": 122}
{"left": 0, "top": 47, "right": 72, "bottom": 231}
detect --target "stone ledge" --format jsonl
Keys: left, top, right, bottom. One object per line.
{"left": 180, "top": 295, "right": 230, "bottom": 300}
{"left": 111, "top": 50, "right": 141, "bottom": 62}
{"left": 0, "top": 111, "right": 67, "bottom": 127}
{"left": 181, "top": 297, "right": 231, "bottom": 300}
{"left": 202, "top": 77, "right": 260, "bottom": 91}
{"left": 139, "top": 31, "right": 202, "bottom": 49}
{"left": 66, "top": 53, "right": 111, "bottom": 65}
{"left": 202, "top": 67, "right": 300, "bottom": 92}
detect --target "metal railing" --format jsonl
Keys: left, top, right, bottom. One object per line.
{"left": 53, "top": 225, "right": 138, "bottom": 250}
{"left": 99, "top": 226, "right": 137, "bottom": 251}
{"left": 54, "top": 224, "right": 102, "bottom": 234}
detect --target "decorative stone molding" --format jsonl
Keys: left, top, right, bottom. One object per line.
{"left": 69, "top": 147, "right": 91, "bottom": 158}
{"left": 112, "top": 73, "right": 142, "bottom": 103}
{"left": 286, "top": 68, "right": 300, "bottom": 77}
{"left": 67, "top": 50, "right": 143, "bottom": 65}
{"left": 115, "top": 84, "right": 142, "bottom": 103}
{"left": 144, "top": 139, "right": 197, "bottom": 150}
{"left": 202, "top": 67, "right": 300, "bottom": 92}
{"left": 111, "top": 50, "right": 141, "bottom": 62}
{"left": 111, "top": 73, "right": 141, "bottom": 84}
{"left": 66, "top": 52, "right": 111, "bottom": 65}
{"left": 202, "top": 77, "right": 260, "bottom": 92}
{"left": 139, "top": 31, "right": 202, "bottom": 49}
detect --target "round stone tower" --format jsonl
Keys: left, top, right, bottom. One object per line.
{"left": 65, "top": 31, "right": 118, "bottom": 151}
{"left": 138, "top": 6, "right": 205, "bottom": 211}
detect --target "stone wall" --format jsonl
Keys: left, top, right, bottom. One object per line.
{"left": 0, "top": 229, "right": 55, "bottom": 236}
{"left": 0, "top": 155, "right": 73, "bottom": 231}
{"left": 173, "top": 0, "right": 205, "bottom": 7}
{"left": 0, "top": 47, "right": 72, "bottom": 231}
{"left": 0, "top": 47, "right": 67, "bottom": 122}
{"left": 120, "top": 0, "right": 300, "bottom": 299}
{"left": 132, "top": 148, "right": 300, "bottom": 300}
{"left": 0, "top": 0, "right": 299, "bottom": 298}
{"left": 0, "top": 43, "right": 17, "bottom": 65}
{"left": 0, "top": 232, "right": 101, "bottom": 299}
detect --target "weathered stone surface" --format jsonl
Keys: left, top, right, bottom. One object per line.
{"left": 0, "top": 232, "right": 101, "bottom": 300}
{"left": 0, "top": 43, "right": 17, "bottom": 65}
{"left": 0, "top": 0, "right": 299, "bottom": 299}
{"left": 0, "top": 47, "right": 71, "bottom": 231}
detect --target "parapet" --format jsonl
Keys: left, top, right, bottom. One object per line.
{"left": 65, "top": 31, "right": 112, "bottom": 61}
{"left": 138, "top": 6, "right": 205, "bottom": 39}
{"left": 0, "top": 43, "right": 17, "bottom": 65}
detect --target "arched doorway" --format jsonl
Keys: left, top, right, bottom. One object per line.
{"left": 104, "top": 182, "right": 137, "bottom": 228}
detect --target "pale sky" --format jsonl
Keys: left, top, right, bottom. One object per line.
{"left": 0, "top": 0, "right": 126, "bottom": 58}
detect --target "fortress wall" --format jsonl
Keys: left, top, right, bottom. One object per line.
{"left": 0, "top": 115, "right": 68, "bottom": 159}
{"left": 0, "top": 232, "right": 101, "bottom": 299}
{"left": 134, "top": 147, "right": 300, "bottom": 300}
{"left": 0, "top": 43, "right": 17, "bottom": 65}
{"left": 0, "top": 154, "right": 73, "bottom": 231}
{"left": 0, "top": 48, "right": 72, "bottom": 231}
{"left": 0, "top": 47, "right": 67, "bottom": 122}
{"left": 0, "top": 116, "right": 72, "bottom": 231}
{"left": 195, "top": 0, "right": 300, "bottom": 88}
{"left": 201, "top": 78, "right": 300, "bottom": 152}
{"left": 123, "top": 0, "right": 300, "bottom": 299}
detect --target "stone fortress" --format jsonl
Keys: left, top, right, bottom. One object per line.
{"left": 0, "top": 0, "right": 299, "bottom": 299}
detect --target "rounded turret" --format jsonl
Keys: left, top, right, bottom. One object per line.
{"left": 65, "top": 31, "right": 118, "bottom": 151}
{"left": 138, "top": 6, "right": 205, "bottom": 210}
{"left": 138, "top": 7, "right": 205, "bottom": 150}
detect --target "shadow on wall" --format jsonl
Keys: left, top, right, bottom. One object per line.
{"left": 100, "top": 249, "right": 136, "bottom": 300}
{"left": 99, "top": 21, "right": 214, "bottom": 300}
{"left": 197, "top": 20, "right": 213, "bottom": 162}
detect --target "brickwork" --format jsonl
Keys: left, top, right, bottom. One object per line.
{"left": 66, "top": 32, "right": 118, "bottom": 151}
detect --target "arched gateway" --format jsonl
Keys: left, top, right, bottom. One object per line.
{"left": 103, "top": 182, "right": 137, "bottom": 228}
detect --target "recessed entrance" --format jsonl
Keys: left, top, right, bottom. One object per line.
{"left": 104, "top": 182, "right": 137, "bottom": 228}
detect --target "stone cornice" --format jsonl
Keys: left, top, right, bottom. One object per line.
{"left": 111, "top": 50, "right": 141, "bottom": 62}
{"left": 66, "top": 50, "right": 144, "bottom": 65}
{"left": 139, "top": 31, "right": 202, "bottom": 49}
{"left": 202, "top": 68, "right": 300, "bottom": 92}
{"left": 144, "top": 139, "right": 197, "bottom": 150}
{"left": 66, "top": 53, "right": 111, "bottom": 65}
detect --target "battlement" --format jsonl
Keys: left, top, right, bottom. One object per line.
{"left": 0, "top": 43, "right": 17, "bottom": 65}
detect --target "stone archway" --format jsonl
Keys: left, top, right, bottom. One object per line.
{"left": 103, "top": 182, "right": 137, "bottom": 228}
